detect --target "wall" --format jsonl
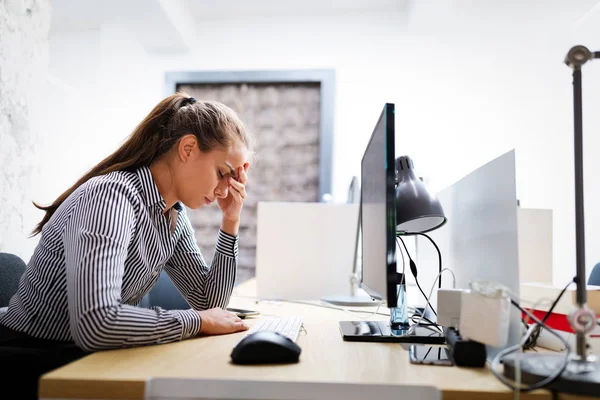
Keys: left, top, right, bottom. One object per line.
{"left": 11, "top": 1, "right": 600, "bottom": 286}
{"left": 0, "top": 0, "right": 51, "bottom": 261}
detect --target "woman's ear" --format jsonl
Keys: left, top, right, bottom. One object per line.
{"left": 178, "top": 134, "right": 197, "bottom": 162}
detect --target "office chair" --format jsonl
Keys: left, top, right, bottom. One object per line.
{"left": 589, "top": 263, "right": 600, "bottom": 286}
{"left": 0, "top": 253, "right": 26, "bottom": 307}
{"left": 140, "top": 272, "right": 189, "bottom": 310}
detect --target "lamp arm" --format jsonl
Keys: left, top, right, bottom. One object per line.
{"left": 564, "top": 45, "right": 599, "bottom": 362}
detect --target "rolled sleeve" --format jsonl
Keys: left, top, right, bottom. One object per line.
{"left": 171, "top": 309, "right": 203, "bottom": 340}
{"left": 215, "top": 229, "right": 238, "bottom": 258}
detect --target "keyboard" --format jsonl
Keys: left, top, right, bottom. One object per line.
{"left": 244, "top": 316, "right": 304, "bottom": 342}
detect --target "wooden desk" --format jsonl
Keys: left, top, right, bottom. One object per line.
{"left": 40, "top": 280, "right": 594, "bottom": 400}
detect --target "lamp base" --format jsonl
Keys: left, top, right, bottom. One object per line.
{"left": 321, "top": 294, "right": 378, "bottom": 307}
{"left": 502, "top": 353, "right": 600, "bottom": 396}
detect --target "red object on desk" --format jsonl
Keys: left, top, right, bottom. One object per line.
{"left": 523, "top": 308, "right": 600, "bottom": 337}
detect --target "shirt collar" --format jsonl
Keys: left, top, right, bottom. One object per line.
{"left": 135, "top": 166, "right": 183, "bottom": 212}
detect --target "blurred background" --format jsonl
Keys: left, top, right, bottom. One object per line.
{"left": 1, "top": 0, "right": 599, "bottom": 285}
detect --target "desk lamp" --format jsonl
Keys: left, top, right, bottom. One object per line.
{"left": 502, "top": 45, "right": 600, "bottom": 395}
{"left": 395, "top": 156, "right": 447, "bottom": 234}
{"left": 392, "top": 155, "right": 447, "bottom": 327}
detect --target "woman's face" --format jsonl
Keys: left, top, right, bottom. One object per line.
{"left": 173, "top": 135, "right": 249, "bottom": 209}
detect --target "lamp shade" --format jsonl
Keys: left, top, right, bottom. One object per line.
{"left": 395, "top": 155, "right": 447, "bottom": 233}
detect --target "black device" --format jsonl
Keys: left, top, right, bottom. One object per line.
{"left": 230, "top": 331, "right": 301, "bottom": 365}
{"left": 408, "top": 345, "right": 454, "bottom": 366}
{"left": 338, "top": 103, "right": 444, "bottom": 344}
{"left": 444, "top": 327, "right": 486, "bottom": 368}
{"left": 226, "top": 308, "right": 260, "bottom": 319}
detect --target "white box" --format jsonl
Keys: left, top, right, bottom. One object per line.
{"left": 256, "top": 202, "right": 359, "bottom": 300}
{"left": 459, "top": 289, "right": 511, "bottom": 347}
{"left": 437, "top": 288, "right": 464, "bottom": 328}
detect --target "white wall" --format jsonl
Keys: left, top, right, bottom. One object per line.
{"left": 0, "top": 0, "right": 51, "bottom": 261}
{"left": 24, "top": 1, "right": 600, "bottom": 286}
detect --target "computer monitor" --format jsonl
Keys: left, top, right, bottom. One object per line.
{"left": 338, "top": 103, "right": 444, "bottom": 344}
{"left": 359, "top": 103, "right": 398, "bottom": 307}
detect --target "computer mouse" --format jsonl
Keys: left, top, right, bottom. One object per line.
{"left": 230, "top": 331, "right": 302, "bottom": 365}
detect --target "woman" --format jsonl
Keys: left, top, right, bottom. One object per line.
{"left": 0, "top": 93, "right": 253, "bottom": 395}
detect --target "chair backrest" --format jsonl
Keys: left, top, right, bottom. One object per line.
{"left": 143, "top": 271, "right": 189, "bottom": 310}
{"left": 589, "top": 263, "right": 600, "bottom": 286}
{"left": 0, "top": 253, "right": 26, "bottom": 307}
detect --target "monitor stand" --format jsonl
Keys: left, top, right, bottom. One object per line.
{"left": 339, "top": 320, "right": 445, "bottom": 344}
{"left": 338, "top": 274, "right": 445, "bottom": 344}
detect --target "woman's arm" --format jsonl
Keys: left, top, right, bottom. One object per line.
{"left": 64, "top": 180, "right": 202, "bottom": 351}
{"left": 165, "top": 164, "right": 248, "bottom": 312}
{"left": 164, "top": 213, "right": 238, "bottom": 311}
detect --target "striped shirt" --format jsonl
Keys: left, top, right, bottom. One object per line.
{"left": 0, "top": 167, "right": 238, "bottom": 351}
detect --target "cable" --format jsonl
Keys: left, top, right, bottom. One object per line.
{"left": 391, "top": 268, "right": 455, "bottom": 338}
{"left": 343, "top": 302, "right": 384, "bottom": 320}
{"left": 522, "top": 278, "right": 575, "bottom": 349}
{"left": 490, "top": 300, "right": 571, "bottom": 392}
{"left": 522, "top": 297, "right": 554, "bottom": 350}
{"left": 409, "top": 314, "right": 442, "bottom": 332}
{"left": 398, "top": 234, "right": 406, "bottom": 280}
{"left": 397, "top": 232, "right": 406, "bottom": 301}
{"left": 514, "top": 338, "right": 521, "bottom": 400}
{"left": 400, "top": 231, "right": 443, "bottom": 289}
{"left": 397, "top": 237, "right": 438, "bottom": 317}
{"left": 415, "top": 280, "right": 437, "bottom": 316}
{"left": 235, "top": 295, "right": 393, "bottom": 319}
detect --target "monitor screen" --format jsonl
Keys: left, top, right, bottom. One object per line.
{"left": 360, "top": 103, "right": 397, "bottom": 307}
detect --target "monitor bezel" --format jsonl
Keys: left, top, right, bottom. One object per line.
{"left": 359, "top": 103, "right": 397, "bottom": 308}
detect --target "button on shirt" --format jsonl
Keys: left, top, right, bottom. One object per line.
{"left": 0, "top": 167, "right": 238, "bottom": 351}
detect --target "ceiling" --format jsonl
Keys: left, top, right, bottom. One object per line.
{"left": 49, "top": 0, "right": 600, "bottom": 53}
{"left": 182, "top": 0, "right": 411, "bottom": 19}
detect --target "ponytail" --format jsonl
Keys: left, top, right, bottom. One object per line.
{"left": 32, "top": 93, "right": 252, "bottom": 236}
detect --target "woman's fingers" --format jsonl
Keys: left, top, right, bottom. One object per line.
{"left": 238, "top": 166, "right": 248, "bottom": 185}
{"left": 235, "top": 320, "right": 249, "bottom": 331}
{"left": 228, "top": 178, "right": 246, "bottom": 200}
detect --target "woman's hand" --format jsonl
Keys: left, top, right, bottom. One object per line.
{"left": 197, "top": 308, "right": 249, "bottom": 335}
{"left": 218, "top": 163, "right": 249, "bottom": 223}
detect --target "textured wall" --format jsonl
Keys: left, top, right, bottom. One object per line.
{"left": 179, "top": 83, "right": 321, "bottom": 284}
{"left": 0, "top": 0, "right": 51, "bottom": 259}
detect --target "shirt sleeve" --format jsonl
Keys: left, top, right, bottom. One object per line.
{"left": 63, "top": 180, "right": 201, "bottom": 352}
{"left": 164, "top": 211, "right": 238, "bottom": 312}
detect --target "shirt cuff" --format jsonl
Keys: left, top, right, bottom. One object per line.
{"left": 215, "top": 229, "right": 238, "bottom": 258}
{"left": 172, "top": 309, "right": 202, "bottom": 340}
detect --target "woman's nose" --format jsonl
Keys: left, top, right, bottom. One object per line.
{"left": 215, "top": 181, "right": 229, "bottom": 198}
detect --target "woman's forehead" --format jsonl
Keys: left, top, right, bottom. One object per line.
{"left": 222, "top": 143, "right": 249, "bottom": 167}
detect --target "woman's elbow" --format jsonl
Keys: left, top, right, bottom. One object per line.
{"left": 70, "top": 312, "right": 122, "bottom": 351}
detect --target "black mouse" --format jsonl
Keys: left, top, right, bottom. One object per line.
{"left": 231, "top": 331, "right": 301, "bottom": 365}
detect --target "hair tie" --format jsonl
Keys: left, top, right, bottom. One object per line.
{"left": 183, "top": 97, "right": 197, "bottom": 107}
